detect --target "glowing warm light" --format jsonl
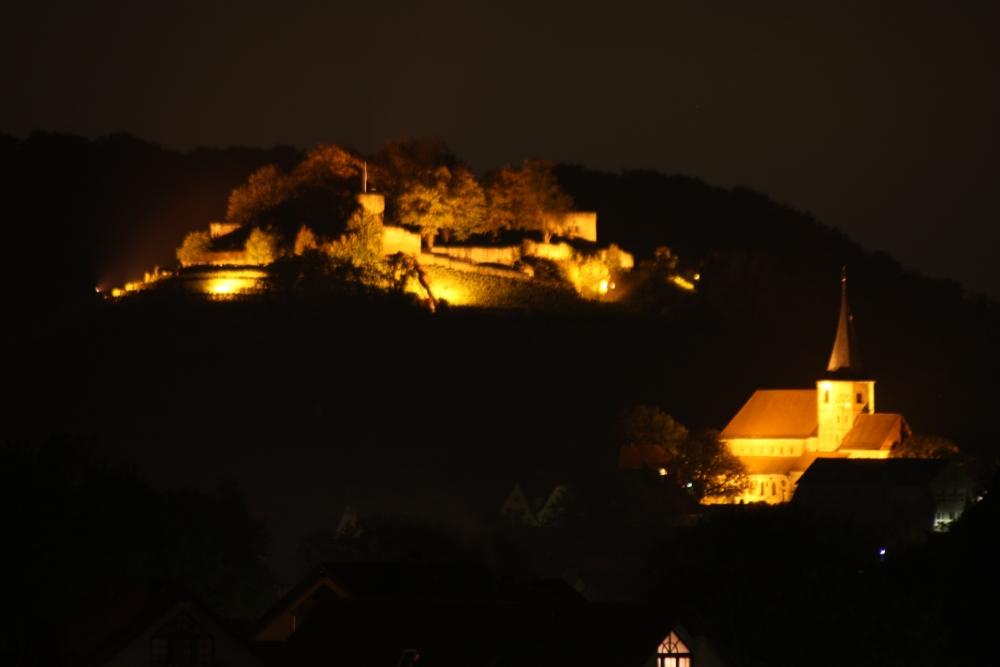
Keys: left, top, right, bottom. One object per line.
{"left": 693, "top": 273, "right": 700, "bottom": 280}
{"left": 111, "top": 288, "right": 124, "bottom": 297}
{"left": 209, "top": 279, "right": 241, "bottom": 294}
{"left": 599, "top": 280, "right": 609, "bottom": 294}
{"left": 670, "top": 275, "right": 696, "bottom": 291}
{"left": 659, "top": 468, "right": 667, "bottom": 476}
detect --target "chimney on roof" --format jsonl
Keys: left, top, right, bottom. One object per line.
{"left": 826, "top": 268, "right": 864, "bottom": 375}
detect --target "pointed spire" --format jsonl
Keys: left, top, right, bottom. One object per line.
{"left": 827, "top": 268, "right": 863, "bottom": 375}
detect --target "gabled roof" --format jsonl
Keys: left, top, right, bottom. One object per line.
{"left": 720, "top": 390, "right": 818, "bottom": 439}
{"left": 740, "top": 452, "right": 848, "bottom": 476}
{"left": 253, "top": 561, "right": 506, "bottom": 640}
{"left": 57, "top": 581, "right": 256, "bottom": 667}
{"left": 796, "top": 458, "right": 958, "bottom": 487}
{"left": 840, "top": 414, "right": 910, "bottom": 452}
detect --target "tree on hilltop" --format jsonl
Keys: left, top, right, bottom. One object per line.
{"left": 891, "top": 434, "right": 960, "bottom": 459}
{"left": 223, "top": 144, "right": 363, "bottom": 243}
{"left": 396, "top": 165, "right": 487, "bottom": 247}
{"left": 617, "top": 406, "right": 750, "bottom": 501}
{"left": 485, "top": 160, "right": 574, "bottom": 242}
{"left": 370, "top": 137, "right": 459, "bottom": 205}
{"left": 226, "top": 164, "right": 290, "bottom": 226}
{"left": 176, "top": 230, "right": 212, "bottom": 266}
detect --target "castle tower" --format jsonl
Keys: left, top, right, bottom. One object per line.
{"left": 816, "top": 272, "right": 875, "bottom": 451}
{"left": 356, "top": 162, "right": 386, "bottom": 219}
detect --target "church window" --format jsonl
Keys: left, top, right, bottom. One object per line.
{"left": 657, "top": 631, "right": 692, "bottom": 667}
{"left": 771, "top": 482, "right": 776, "bottom": 496}
{"left": 760, "top": 481, "right": 765, "bottom": 496}
{"left": 824, "top": 390, "right": 830, "bottom": 404}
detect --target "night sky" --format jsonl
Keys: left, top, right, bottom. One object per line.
{"left": 2, "top": 1, "right": 998, "bottom": 296}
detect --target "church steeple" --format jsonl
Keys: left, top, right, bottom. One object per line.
{"left": 816, "top": 270, "right": 874, "bottom": 452}
{"left": 826, "top": 269, "right": 863, "bottom": 375}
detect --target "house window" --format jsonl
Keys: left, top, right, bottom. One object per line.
{"left": 150, "top": 613, "right": 214, "bottom": 665}
{"left": 657, "top": 631, "right": 692, "bottom": 667}
{"left": 856, "top": 393, "right": 863, "bottom": 403}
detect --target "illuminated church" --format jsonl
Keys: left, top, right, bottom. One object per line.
{"left": 717, "top": 275, "right": 910, "bottom": 504}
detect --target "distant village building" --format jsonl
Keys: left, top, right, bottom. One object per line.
{"left": 56, "top": 580, "right": 262, "bottom": 667}
{"left": 793, "top": 458, "right": 975, "bottom": 532}
{"left": 715, "top": 275, "right": 911, "bottom": 504}
{"left": 500, "top": 482, "right": 569, "bottom": 527}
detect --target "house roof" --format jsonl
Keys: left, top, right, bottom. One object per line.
{"left": 795, "top": 458, "right": 956, "bottom": 488}
{"left": 840, "top": 414, "right": 910, "bottom": 451}
{"left": 253, "top": 560, "right": 508, "bottom": 640}
{"left": 56, "top": 581, "right": 253, "bottom": 667}
{"left": 271, "top": 598, "right": 684, "bottom": 667}
{"left": 720, "top": 390, "right": 818, "bottom": 439}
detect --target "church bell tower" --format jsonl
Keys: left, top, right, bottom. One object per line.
{"left": 816, "top": 271, "right": 875, "bottom": 451}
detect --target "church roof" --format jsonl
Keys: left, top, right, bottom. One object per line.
{"left": 840, "top": 413, "right": 910, "bottom": 452}
{"left": 827, "top": 274, "right": 864, "bottom": 376}
{"left": 720, "top": 390, "right": 818, "bottom": 439}
{"left": 740, "top": 452, "right": 849, "bottom": 475}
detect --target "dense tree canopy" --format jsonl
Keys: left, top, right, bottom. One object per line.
{"left": 617, "top": 406, "right": 750, "bottom": 500}
{"left": 891, "top": 434, "right": 960, "bottom": 459}
{"left": 396, "top": 165, "right": 488, "bottom": 245}
{"left": 485, "top": 160, "right": 574, "bottom": 242}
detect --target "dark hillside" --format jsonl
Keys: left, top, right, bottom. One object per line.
{"left": 1, "top": 138, "right": 998, "bottom": 580}
{"left": 0, "top": 132, "right": 301, "bottom": 329}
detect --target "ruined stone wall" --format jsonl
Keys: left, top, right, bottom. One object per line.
{"left": 357, "top": 192, "right": 386, "bottom": 216}
{"left": 419, "top": 252, "right": 530, "bottom": 280}
{"left": 382, "top": 225, "right": 421, "bottom": 255}
{"left": 431, "top": 245, "right": 522, "bottom": 266}
{"left": 521, "top": 240, "right": 575, "bottom": 261}
{"left": 558, "top": 211, "right": 597, "bottom": 242}
{"left": 203, "top": 250, "right": 249, "bottom": 266}
{"left": 209, "top": 222, "right": 243, "bottom": 238}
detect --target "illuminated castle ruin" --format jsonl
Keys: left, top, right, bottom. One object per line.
{"left": 117, "top": 181, "right": 633, "bottom": 303}
{"left": 715, "top": 275, "right": 910, "bottom": 504}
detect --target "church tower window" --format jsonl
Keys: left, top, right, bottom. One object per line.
{"left": 824, "top": 390, "right": 830, "bottom": 404}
